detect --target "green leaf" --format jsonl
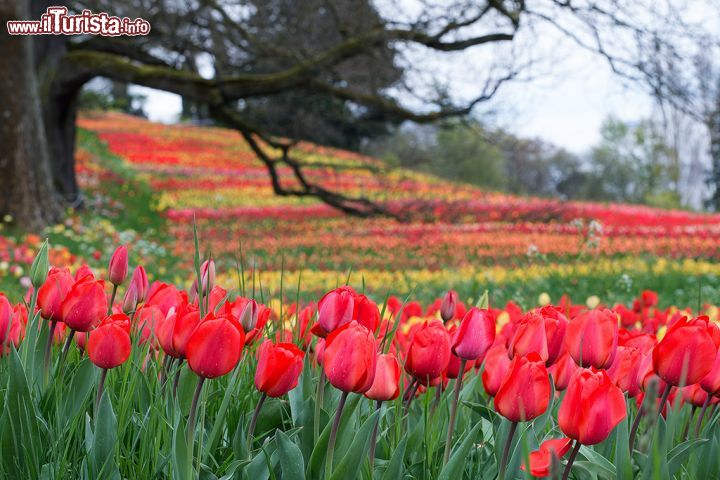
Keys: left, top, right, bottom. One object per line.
{"left": 29, "top": 239, "right": 49, "bottom": 288}
{"left": 578, "top": 445, "right": 616, "bottom": 477}
{"left": 172, "top": 415, "right": 191, "bottom": 480}
{"left": 475, "top": 290, "right": 489, "bottom": 309}
{"left": 438, "top": 422, "right": 482, "bottom": 480}
{"left": 307, "top": 394, "right": 361, "bottom": 478}
{"left": 614, "top": 414, "right": 633, "bottom": 480}
{"left": 330, "top": 410, "right": 380, "bottom": 480}
{"left": 667, "top": 438, "right": 708, "bottom": 476}
{"left": 462, "top": 401, "right": 499, "bottom": 423}
{"left": 90, "top": 391, "right": 119, "bottom": 479}
{"left": 276, "top": 430, "right": 305, "bottom": 480}
{"left": 380, "top": 435, "right": 408, "bottom": 480}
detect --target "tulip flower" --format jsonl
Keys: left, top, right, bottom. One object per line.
{"left": 199, "top": 259, "right": 215, "bottom": 296}
{"left": 364, "top": 352, "right": 401, "bottom": 468}
{"left": 565, "top": 308, "right": 618, "bottom": 369}
{"left": 445, "top": 307, "right": 494, "bottom": 463}
{"left": 322, "top": 321, "right": 377, "bottom": 478}
{"left": 186, "top": 314, "right": 244, "bottom": 379}
{"left": 317, "top": 286, "right": 355, "bottom": 336}
{"left": 248, "top": 341, "right": 305, "bottom": 448}
{"left": 61, "top": 276, "right": 108, "bottom": 331}
{"left": 558, "top": 368, "right": 626, "bottom": 479}
{"left": 482, "top": 342, "right": 512, "bottom": 397}
{"left": 405, "top": 320, "right": 451, "bottom": 384}
{"left": 653, "top": 316, "right": 719, "bottom": 388}
{"left": 522, "top": 437, "right": 573, "bottom": 478}
{"left": 88, "top": 315, "right": 132, "bottom": 409}
{"left": 364, "top": 352, "right": 401, "bottom": 402}
{"left": 254, "top": 340, "right": 305, "bottom": 397}
{"left": 495, "top": 353, "right": 551, "bottom": 480}
{"left": 185, "top": 313, "right": 245, "bottom": 457}
{"left": 108, "top": 245, "right": 129, "bottom": 287}
{"left": 353, "top": 294, "right": 380, "bottom": 333}
{"left": 38, "top": 267, "right": 74, "bottom": 371}
{"left": 440, "top": 290, "right": 458, "bottom": 323}
{"left": 0, "top": 295, "right": 13, "bottom": 350}
{"left": 606, "top": 345, "right": 642, "bottom": 398}
{"left": 549, "top": 351, "right": 577, "bottom": 391}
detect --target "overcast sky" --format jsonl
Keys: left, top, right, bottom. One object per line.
{"left": 130, "top": 5, "right": 658, "bottom": 156}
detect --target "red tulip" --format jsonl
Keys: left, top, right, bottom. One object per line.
{"left": 482, "top": 342, "right": 512, "bottom": 397}
{"left": 494, "top": 353, "right": 551, "bottom": 422}
{"left": 558, "top": 368, "right": 626, "bottom": 445}
{"left": 606, "top": 345, "right": 642, "bottom": 397}
{"left": 653, "top": 316, "right": 719, "bottom": 387}
{"left": 681, "top": 384, "right": 712, "bottom": 408}
{"left": 254, "top": 340, "right": 305, "bottom": 397}
{"left": 354, "top": 294, "right": 380, "bottom": 334}
{"left": 0, "top": 294, "right": 12, "bottom": 346}
{"left": 37, "top": 267, "right": 73, "bottom": 322}
{"left": 108, "top": 245, "right": 128, "bottom": 286}
{"left": 317, "top": 287, "right": 355, "bottom": 335}
{"left": 323, "top": 321, "right": 377, "bottom": 393}
{"left": 565, "top": 309, "right": 618, "bottom": 369}
{"left": 700, "top": 349, "right": 720, "bottom": 395}
{"left": 549, "top": 351, "right": 577, "bottom": 391}
{"left": 198, "top": 259, "right": 216, "bottom": 295}
{"left": 365, "top": 353, "right": 401, "bottom": 401}
{"left": 87, "top": 322, "right": 132, "bottom": 369}
{"left": 451, "top": 307, "right": 495, "bottom": 361}
{"left": 522, "top": 438, "right": 573, "bottom": 478}
{"left": 4, "top": 304, "right": 27, "bottom": 350}
{"left": 133, "top": 305, "right": 164, "bottom": 347}
{"left": 440, "top": 290, "right": 458, "bottom": 322}
{"left": 405, "top": 320, "right": 451, "bottom": 383}
{"left": 61, "top": 277, "right": 108, "bottom": 332}
{"left": 173, "top": 305, "right": 202, "bottom": 358}
{"left": 238, "top": 299, "right": 258, "bottom": 333}
{"left": 186, "top": 314, "right": 245, "bottom": 378}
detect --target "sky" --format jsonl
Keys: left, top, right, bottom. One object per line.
{"left": 129, "top": 7, "right": 658, "bottom": 156}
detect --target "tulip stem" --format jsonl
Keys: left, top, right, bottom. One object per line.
{"left": 682, "top": 406, "right": 697, "bottom": 440}
{"left": 443, "top": 359, "right": 466, "bottom": 464}
{"left": 43, "top": 320, "right": 57, "bottom": 381}
{"left": 57, "top": 328, "right": 76, "bottom": 378}
{"left": 628, "top": 405, "right": 644, "bottom": 453}
{"left": 368, "top": 400, "right": 382, "bottom": 473}
{"left": 561, "top": 441, "right": 582, "bottom": 480}
{"left": 187, "top": 377, "right": 205, "bottom": 445}
{"left": 95, "top": 368, "right": 108, "bottom": 412}
{"left": 405, "top": 380, "right": 420, "bottom": 410}
{"left": 108, "top": 284, "right": 118, "bottom": 315}
{"left": 314, "top": 368, "right": 325, "bottom": 443}
{"left": 498, "top": 421, "right": 517, "bottom": 480}
{"left": 695, "top": 395, "right": 712, "bottom": 437}
{"left": 173, "top": 359, "right": 183, "bottom": 397}
{"left": 247, "top": 392, "right": 267, "bottom": 452}
{"left": 657, "top": 384, "right": 672, "bottom": 419}
{"left": 326, "top": 391, "right": 349, "bottom": 480}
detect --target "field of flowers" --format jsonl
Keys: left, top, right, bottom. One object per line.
{"left": 3, "top": 112, "right": 720, "bottom": 478}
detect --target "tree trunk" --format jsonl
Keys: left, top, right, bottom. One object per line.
{"left": 0, "top": 0, "right": 62, "bottom": 230}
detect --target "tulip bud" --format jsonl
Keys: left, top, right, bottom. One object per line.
{"left": 317, "top": 287, "right": 355, "bottom": 335}
{"left": 186, "top": 314, "right": 244, "bottom": 378}
{"left": 108, "top": 245, "right": 129, "bottom": 286}
{"left": 565, "top": 308, "right": 618, "bottom": 369}
{"left": 239, "top": 299, "right": 259, "bottom": 333}
{"left": 323, "top": 321, "right": 377, "bottom": 393}
{"left": 653, "top": 315, "right": 719, "bottom": 386}
{"left": 405, "top": 320, "right": 451, "bottom": 383}
{"left": 606, "top": 345, "right": 642, "bottom": 397}
{"left": 558, "top": 368, "right": 626, "bottom": 445}
{"left": 254, "top": 340, "right": 305, "bottom": 397}
{"left": 131, "top": 266, "right": 149, "bottom": 303}
{"left": 451, "top": 307, "right": 495, "bottom": 361}
{"left": 440, "top": 290, "right": 458, "bottom": 323}
{"left": 29, "top": 240, "right": 49, "bottom": 289}
{"left": 364, "top": 353, "right": 401, "bottom": 401}
{"left": 87, "top": 322, "right": 132, "bottom": 369}
{"left": 122, "top": 282, "right": 139, "bottom": 313}
{"left": 494, "top": 353, "right": 551, "bottom": 422}
{"left": 199, "top": 259, "right": 215, "bottom": 295}
{"left": 61, "top": 277, "right": 108, "bottom": 332}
